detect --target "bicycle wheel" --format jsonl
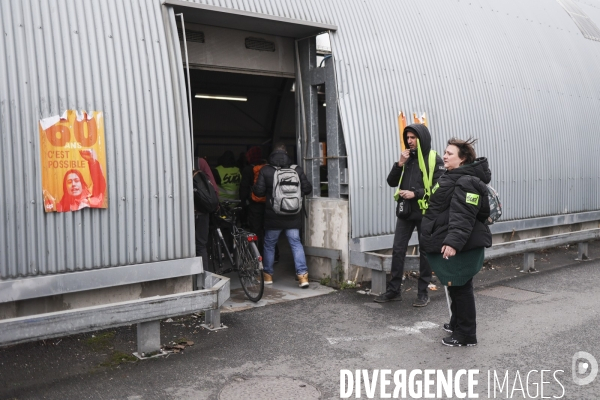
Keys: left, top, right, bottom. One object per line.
{"left": 236, "top": 239, "right": 264, "bottom": 302}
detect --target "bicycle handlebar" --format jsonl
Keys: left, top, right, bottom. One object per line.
{"left": 220, "top": 200, "right": 241, "bottom": 205}
{"left": 213, "top": 200, "right": 244, "bottom": 222}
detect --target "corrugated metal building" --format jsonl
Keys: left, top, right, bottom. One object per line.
{"left": 0, "top": 0, "right": 194, "bottom": 279}
{"left": 1, "top": 0, "right": 600, "bottom": 328}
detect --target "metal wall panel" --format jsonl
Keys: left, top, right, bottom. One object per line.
{"left": 3, "top": 0, "right": 600, "bottom": 282}
{"left": 329, "top": 0, "right": 600, "bottom": 238}
{"left": 0, "top": 0, "right": 194, "bottom": 280}
{"left": 181, "top": 23, "right": 296, "bottom": 76}
{"left": 170, "top": 0, "right": 600, "bottom": 239}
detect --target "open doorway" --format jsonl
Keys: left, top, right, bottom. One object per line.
{"left": 188, "top": 68, "right": 337, "bottom": 303}
{"left": 191, "top": 69, "right": 297, "bottom": 170}
{"left": 168, "top": 2, "right": 346, "bottom": 298}
{"left": 175, "top": 20, "right": 332, "bottom": 299}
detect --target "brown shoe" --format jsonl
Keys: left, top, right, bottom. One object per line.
{"left": 297, "top": 273, "right": 309, "bottom": 288}
{"left": 263, "top": 272, "right": 273, "bottom": 285}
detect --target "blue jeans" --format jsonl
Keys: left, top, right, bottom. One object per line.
{"left": 263, "top": 229, "right": 308, "bottom": 276}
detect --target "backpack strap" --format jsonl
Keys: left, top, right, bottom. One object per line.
{"left": 393, "top": 168, "right": 405, "bottom": 202}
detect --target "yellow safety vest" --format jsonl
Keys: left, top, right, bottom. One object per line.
{"left": 215, "top": 165, "right": 241, "bottom": 200}
{"left": 393, "top": 140, "right": 437, "bottom": 214}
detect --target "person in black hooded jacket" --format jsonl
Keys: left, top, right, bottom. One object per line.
{"left": 375, "top": 124, "right": 445, "bottom": 306}
{"left": 420, "top": 137, "right": 492, "bottom": 347}
{"left": 253, "top": 142, "right": 312, "bottom": 287}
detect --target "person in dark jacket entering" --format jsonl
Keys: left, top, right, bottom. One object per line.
{"left": 253, "top": 142, "right": 313, "bottom": 287}
{"left": 239, "top": 146, "right": 279, "bottom": 261}
{"left": 374, "top": 124, "right": 445, "bottom": 306}
{"left": 420, "top": 138, "right": 492, "bottom": 347}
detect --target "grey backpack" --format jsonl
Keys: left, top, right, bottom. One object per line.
{"left": 271, "top": 165, "right": 302, "bottom": 215}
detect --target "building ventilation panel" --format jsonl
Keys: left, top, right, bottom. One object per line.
{"left": 178, "top": 27, "right": 205, "bottom": 43}
{"left": 557, "top": 0, "right": 600, "bottom": 42}
{"left": 245, "top": 37, "right": 276, "bottom": 52}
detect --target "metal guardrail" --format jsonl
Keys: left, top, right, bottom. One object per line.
{"left": 351, "top": 228, "right": 599, "bottom": 295}
{"left": 484, "top": 228, "right": 600, "bottom": 260}
{"left": 488, "top": 228, "right": 599, "bottom": 273}
{"left": 349, "top": 211, "right": 600, "bottom": 252}
{"left": 0, "top": 272, "right": 230, "bottom": 355}
{"left": 349, "top": 251, "right": 419, "bottom": 272}
{"left": 0, "top": 258, "right": 204, "bottom": 303}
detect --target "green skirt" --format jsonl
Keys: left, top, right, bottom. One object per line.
{"left": 425, "top": 247, "right": 485, "bottom": 287}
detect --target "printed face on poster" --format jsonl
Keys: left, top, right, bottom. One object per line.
{"left": 39, "top": 110, "right": 108, "bottom": 213}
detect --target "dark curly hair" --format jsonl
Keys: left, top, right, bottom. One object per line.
{"left": 447, "top": 137, "right": 478, "bottom": 165}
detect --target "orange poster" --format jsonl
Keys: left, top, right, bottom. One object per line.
{"left": 413, "top": 112, "right": 428, "bottom": 126}
{"left": 39, "top": 110, "right": 108, "bottom": 212}
{"left": 398, "top": 111, "right": 428, "bottom": 152}
{"left": 398, "top": 111, "right": 407, "bottom": 152}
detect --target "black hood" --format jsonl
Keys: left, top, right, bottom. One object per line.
{"left": 217, "top": 151, "right": 236, "bottom": 168}
{"left": 268, "top": 150, "right": 293, "bottom": 168}
{"left": 404, "top": 124, "right": 432, "bottom": 155}
{"left": 450, "top": 157, "right": 491, "bottom": 184}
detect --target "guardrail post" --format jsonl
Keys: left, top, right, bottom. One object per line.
{"left": 521, "top": 252, "right": 537, "bottom": 273}
{"left": 204, "top": 309, "right": 221, "bottom": 330}
{"left": 137, "top": 320, "right": 161, "bottom": 355}
{"left": 371, "top": 270, "right": 387, "bottom": 295}
{"left": 577, "top": 242, "right": 589, "bottom": 260}
{"left": 195, "top": 273, "right": 205, "bottom": 290}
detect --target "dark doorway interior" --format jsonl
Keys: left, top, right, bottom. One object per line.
{"left": 189, "top": 69, "right": 319, "bottom": 287}
{"left": 190, "top": 69, "right": 298, "bottom": 165}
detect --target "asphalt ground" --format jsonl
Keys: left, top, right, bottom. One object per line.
{"left": 1, "top": 241, "right": 599, "bottom": 399}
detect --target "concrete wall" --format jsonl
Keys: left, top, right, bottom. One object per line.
{"left": 305, "top": 198, "right": 349, "bottom": 283}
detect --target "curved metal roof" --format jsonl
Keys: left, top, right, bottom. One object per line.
{"left": 2, "top": 0, "right": 600, "bottom": 280}
{"left": 173, "top": 0, "right": 600, "bottom": 238}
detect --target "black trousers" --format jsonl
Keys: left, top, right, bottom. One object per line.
{"left": 388, "top": 217, "right": 432, "bottom": 296}
{"left": 195, "top": 212, "right": 209, "bottom": 272}
{"left": 448, "top": 278, "right": 477, "bottom": 342}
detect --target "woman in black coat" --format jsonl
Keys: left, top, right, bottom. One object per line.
{"left": 420, "top": 138, "right": 492, "bottom": 347}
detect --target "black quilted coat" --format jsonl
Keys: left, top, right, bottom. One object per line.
{"left": 419, "top": 158, "right": 493, "bottom": 253}
{"left": 387, "top": 124, "right": 445, "bottom": 221}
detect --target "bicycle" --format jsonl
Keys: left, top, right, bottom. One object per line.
{"left": 207, "top": 200, "right": 264, "bottom": 302}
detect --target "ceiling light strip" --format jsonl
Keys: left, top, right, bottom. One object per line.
{"left": 195, "top": 94, "right": 247, "bottom": 101}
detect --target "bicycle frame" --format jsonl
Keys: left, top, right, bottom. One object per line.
{"left": 208, "top": 201, "right": 261, "bottom": 273}
{"left": 213, "top": 225, "right": 235, "bottom": 269}
{"left": 207, "top": 200, "right": 264, "bottom": 302}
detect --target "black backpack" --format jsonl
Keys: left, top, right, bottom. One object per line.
{"left": 193, "top": 170, "right": 219, "bottom": 213}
